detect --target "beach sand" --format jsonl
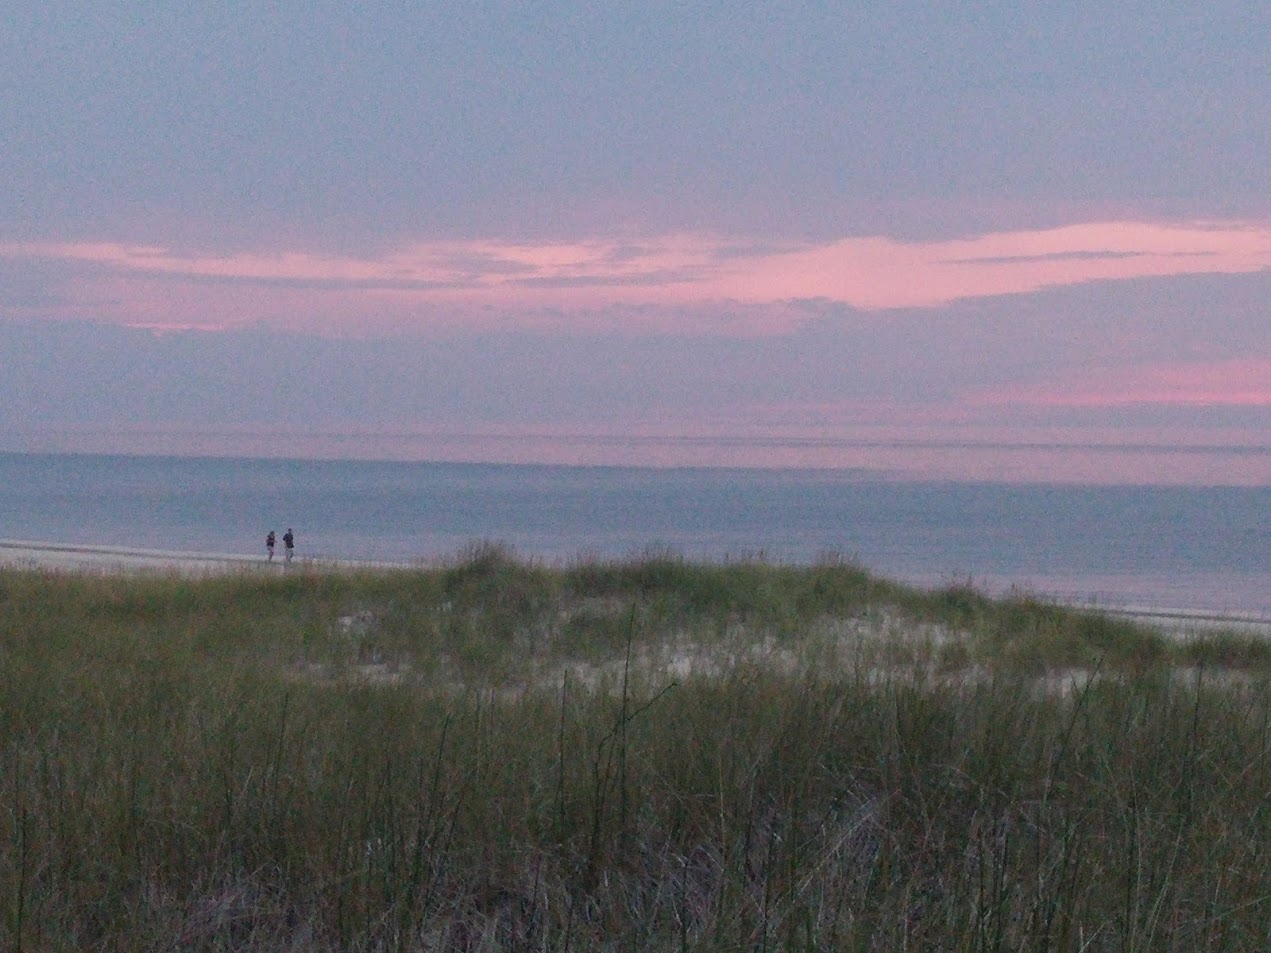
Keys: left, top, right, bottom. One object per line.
{"left": 0, "top": 539, "right": 404, "bottom": 574}
{"left": 0, "top": 538, "right": 272, "bottom": 573}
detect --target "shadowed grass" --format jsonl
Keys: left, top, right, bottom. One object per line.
{"left": 1, "top": 553, "right": 1268, "bottom": 950}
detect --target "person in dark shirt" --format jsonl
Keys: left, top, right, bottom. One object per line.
{"left": 283, "top": 528, "right": 295, "bottom": 562}
{"left": 266, "top": 530, "right": 276, "bottom": 561}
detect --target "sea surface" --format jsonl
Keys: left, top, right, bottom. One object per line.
{"left": 1, "top": 452, "right": 1267, "bottom": 616}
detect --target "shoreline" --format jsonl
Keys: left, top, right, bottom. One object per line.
{"left": 3, "top": 537, "right": 1268, "bottom": 636}
{"left": 0, "top": 538, "right": 406, "bottom": 574}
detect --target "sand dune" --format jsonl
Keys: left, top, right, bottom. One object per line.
{"left": 1, "top": 537, "right": 1266, "bottom": 635}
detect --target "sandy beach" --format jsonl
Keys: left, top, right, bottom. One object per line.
{"left": 0, "top": 538, "right": 406, "bottom": 575}
{"left": 0, "top": 538, "right": 274, "bottom": 573}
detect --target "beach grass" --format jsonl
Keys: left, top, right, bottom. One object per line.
{"left": 1, "top": 549, "right": 1269, "bottom": 950}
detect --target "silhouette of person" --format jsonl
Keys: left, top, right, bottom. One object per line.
{"left": 266, "top": 530, "right": 276, "bottom": 561}
{"left": 283, "top": 528, "right": 294, "bottom": 562}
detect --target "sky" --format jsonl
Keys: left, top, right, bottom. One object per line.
{"left": 2, "top": 1, "right": 1269, "bottom": 483}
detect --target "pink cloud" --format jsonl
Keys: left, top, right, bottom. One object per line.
{"left": 5, "top": 218, "right": 1271, "bottom": 330}
{"left": 971, "top": 359, "right": 1271, "bottom": 409}
{"left": 710, "top": 221, "right": 1271, "bottom": 308}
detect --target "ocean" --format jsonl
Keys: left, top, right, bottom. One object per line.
{"left": 1, "top": 452, "right": 1267, "bottom": 616}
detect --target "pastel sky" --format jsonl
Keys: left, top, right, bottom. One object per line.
{"left": 3, "top": 2, "right": 1269, "bottom": 483}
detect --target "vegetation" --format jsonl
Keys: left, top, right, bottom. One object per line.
{"left": 2, "top": 547, "right": 1269, "bottom": 950}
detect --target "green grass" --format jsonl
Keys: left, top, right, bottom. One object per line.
{"left": 1, "top": 554, "right": 1268, "bottom": 950}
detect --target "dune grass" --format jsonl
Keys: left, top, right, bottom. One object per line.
{"left": 1, "top": 548, "right": 1269, "bottom": 950}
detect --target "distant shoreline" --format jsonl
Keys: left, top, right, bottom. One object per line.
{"left": 0, "top": 538, "right": 406, "bottom": 574}
{"left": 3, "top": 537, "right": 1268, "bottom": 636}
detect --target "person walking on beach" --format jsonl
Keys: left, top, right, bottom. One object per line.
{"left": 266, "top": 530, "right": 276, "bottom": 561}
{"left": 283, "top": 528, "right": 294, "bottom": 563}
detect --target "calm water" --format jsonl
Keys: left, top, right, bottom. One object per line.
{"left": 1, "top": 452, "right": 1267, "bottom": 615}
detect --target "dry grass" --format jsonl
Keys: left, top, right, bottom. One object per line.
{"left": 2, "top": 550, "right": 1268, "bottom": 950}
